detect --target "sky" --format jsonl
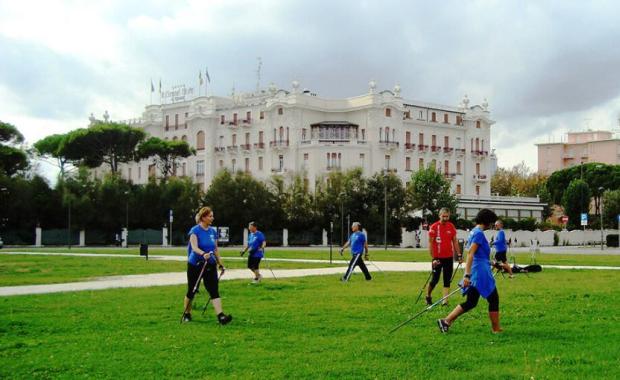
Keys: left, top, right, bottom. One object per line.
{"left": 2, "top": 0, "right": 620, "bottom": 179}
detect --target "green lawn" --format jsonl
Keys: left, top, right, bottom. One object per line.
{"left": 1, "top": 270, "right": 619, "bottom": 378}
{"left": 0, "top": 255, "right": 343, "bottom": 286}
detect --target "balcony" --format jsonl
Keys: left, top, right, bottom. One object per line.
{"left": 214, "top": 146, "right": 226, "bottom": 155}
{"left": 240, "top": 144, "right": 252, "bottom": 155}
{"left": 443, "top": 147, "right": 454, "bottom": 155}
{"left": 378, "top": 141, "right": 399, "bottom": 151}
{"left": 270, "top": 140, "right": 290, "bottom": 151}
{"left": 473, "top": 174, "right": 488, "bottom": 182}
{"left": 431, "top": 145, "right": 442, "bottom": 154}
{"left": 226, "top": 145, "right": 239, "bottom": 154}
{"left": 471, "top": 150, "right": 488, "bottom": 159}
{"left": 444, "top": 173, "right": 457, "bottom": 180}
{"left": 241, "top": 118, "right": 252, "bottom": 127}
{"left": 405, "top": 142, "right": 415, "bottom": 152}
{"left": 562, "top": 153, "right": 574, "bottom": 160}
{"left": 418, "top": 144, "right": 429, "bottom": 153}
{"left": 227, "top": 121, "right": 238, "bottom": 128}
{"left": 455, "top": 148, "right": 466, "bottom": 156}
{"left": 254, "top": 142, "right": 266, "bottom": 152}
{"left": 271, "top": 167, "right": 288, "bottom": 174}
{"left": 326, "top": 165, "right": 342, "bottom": 171}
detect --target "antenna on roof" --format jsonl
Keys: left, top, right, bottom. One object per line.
{"left": 256, "top": 57, "right": 262, "bottom": 93}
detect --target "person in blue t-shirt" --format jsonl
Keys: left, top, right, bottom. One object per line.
{"left": 492, "top": 220, "right": 513, "bottom": 278}
{"left": 182, "top": 206, "right": 232, "bottom": 325}
{"left": 339, "top": 222, "right": 372, "bottom": 281}
{"left": 438, "top": 209, "right": 503, "bottom": 334}
{"left": 240, "top": 221, "right": 267, "bottom": 283}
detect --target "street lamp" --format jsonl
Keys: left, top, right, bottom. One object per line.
{"left": 124, "top": 190, "right": 129, "bottom": 248}
{"left": 599, "top": 186, "right": 605, "bottom": 250}
{"left": 339, "top": 192, "right": 345, "bottom": 246}
{"left": 384, "top": 171, "right": 388, "bottom": 251}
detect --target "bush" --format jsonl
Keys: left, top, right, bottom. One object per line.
{"left": 455, "top": 218, "right": 475, "bottom": 230}
{"left": 607, "top": 234, "right": 619, "bottom": 248}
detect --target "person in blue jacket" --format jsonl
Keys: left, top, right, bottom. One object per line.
{"left": 182, "top": 206, "right": 232, "bottom": 325}
{"left": 492, "top": 219, "right": 513, "bottom": 278}
{"left": 339, "top": 222, "right": 372, "bottom": 281}
{"left": 437, "top": 209, "right": 503, "bottom": 333}
{"left": 240, "top": 221, "right": 267, "bottom": 283}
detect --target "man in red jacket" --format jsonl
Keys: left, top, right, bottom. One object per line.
{"left": 426, "top": 208, "right": 462, "bottom": 305}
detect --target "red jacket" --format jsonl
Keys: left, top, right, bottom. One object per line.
{"left": 428, "top": 221, "right": 457, "bottom": 259}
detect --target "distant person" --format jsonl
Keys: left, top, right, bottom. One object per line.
{"left": 492, "top": 220, "right": 513, "bottom": 278}
{"left": 182, "top": 206, "right": 232, "bottom": 325}
{"left": 240, "top": 221, "right": 267, "bottom": 283}
{"left": 339, "top": 222, "right": 371, "bottom": 281}
{"left": 426, "top": 208, "right": 462, "bottom": 306}
{"left": 437, "top": 209, "right": 503, "bottom": 334}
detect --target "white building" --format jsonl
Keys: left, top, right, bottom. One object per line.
{"left": 111, "top": 80, "right": 495, "bottom": 198}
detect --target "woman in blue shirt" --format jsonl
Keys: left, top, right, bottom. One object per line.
{"left": 437, "top": 209, "right": 502, "bottom": 333}
{"left": 339, "top": 222, "right": 372, "bottom": 281}
{"left": 182, "top": 206, "right": 232, "bottom": 325}
{"left": 240, "top": 221, "right": 267, "bottom": 283}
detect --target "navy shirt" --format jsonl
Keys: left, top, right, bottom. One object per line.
{"left": 187, "top": 224, "right": 218, "bottom": 266}
{"left": 349, "top": 231, "right": 366, "bottom": 255}
{"left": 248, "top": 230, "right": 265, "bottom": 258}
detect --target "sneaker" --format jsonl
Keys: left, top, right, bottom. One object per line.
{"left": 365, "top": 276, "right": 372, "bottom": 281}
{"left": 257, "top": 274, "right": 263, "bottom": 282}
{"left": 425, "top": 296, "right": 432, "bottom": 306}
{"left": 437, "top": 319, "right": 450, "bottom": 333}
{"left": 182, "top": 313, "right": 192, "bottom": 323}
{"left": 218, "top": 313, "right": 233, "bottom": 325}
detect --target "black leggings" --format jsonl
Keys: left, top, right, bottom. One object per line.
{"left": 186, "top": 262, "right": 219, "bottom": 300}
{"left": 344, "top": 254, "right": 372, "bottom": 280}
{"left": 430, "top": 258, "right": 454, "bottom": 288}
{"left": 460, "top": 286, "right": 499, "bottom": 312}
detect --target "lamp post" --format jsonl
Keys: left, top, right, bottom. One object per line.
{"left": 339, "top": 192, "right": 345, "bottom": 246}
{"left": 384, "top": 171, "right": 388, "bottom": 251}
{"left": 124, "top": 190, "right": 129, "bottom": 248}
{"left": 599, "top": 186, "right": 605, "bottom": 250}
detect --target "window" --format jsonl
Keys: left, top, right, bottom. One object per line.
{"left": 476, "top": 163, "right": 480, "bottom": 175}
{"left": 219, "top": 136, "right": 224, "bottom": 147}
{"left": 182, "top": 162, "right": 186, "bottom": 176}
{"left": 304, "top": 153, "right": 309, "bottom": 166}
{"left": 444, "top": 113, "right": 449, "bottom": 123}
{"left": 245, "top": 132, "right": 250, "bottom": 145}
{"left": 326, "top": 153, "right": 330, "bottom": 167}
{"left": 279, "top": 155, "right": 284, "bottom": 170}
{"left": 444, "top": 136, "right": 449, "bottom": 147}
{"left": 219, "top": 160, "right": 223, "bottom": 168}
{"left": 385, "top": 155, "right": 391, "bottom": 170}
{"left": 360, "top": 153, "right": 365, "bottom": 167}
{"left": 302, "top": 128, "right": 307, "bottom": 140}
{"left": 361, "top": 129, "right": 366, "bottom": 141}
{"left": 148, "top": 164, "right": 156, "bottom": 178}
{"left": 175, "top": 114, "right": 179, "bottom": 129}
{"left": 196, "top": 160, "right": 205, "bottom": 176}
{"left": 475, "top": 138, "right": 479, "bottom": 151}
{"left": 220, "top": 115, "right": 225, "bottom": 125}
{"left": 232, "top": 159, "right": 236, "bottom": 172}
{"left": 405, "top": 131, "right": 411, "bottom": 144}
{"left": 444, "top": 160, "right": 449, "bottom": 174}
{"left": 419, "top": 158, "right": 424, "bottom": 170}
{"left": 258, "top": 156, "right": 263, "bottom": 170}
{"left": 184, "top": 112, "right": 188, "bottom": 129}
{"left": 138, "top": 166, "right": 141, "bottom": 179}
{"left": 246, "top": 111, "right": 251, "bottom": 121}
{"left": 260, "top": 111, "right": 265, "bottom": 119}
{"left": 456, "top": 184, "right": 462, "bottom": 194}
{"left": 278, "top": 107, "right": 283, "bottom": 115}
{"left": 476, "top": 185, "right": 480, "bottom": 195}
{"left": 245, "top": 158, "right": 250, "bottom": 172}
{"left": 233, "top": 113, "right": 238, "bottom": 125}
{"left": 182, "top": 135, "right": 187, "bottom": 142}
{"left": 457, "top": 161, "right": 461, "bottom": 174}
{"left": 432, "top": 135, "right": 437, "bottom": 147}
{"left": 379, "top": 128, "right": 383, "bottom": 141}
{"left": 385, "top": 108, "right": 391, "bottom": 117}
{"left": 456, "top": 115, "right": 462, "bottom": 125}
{"left": 404, "top": 111, "right": 410, "bottom": 119}
{"left": 232, "top": 134, "right": 237, "bottom": 146}
{"left": 196, "top": 131, "right": 205, "bottom": 150}
{"left": 431, "top": 112, "right": 436, "bottom": 122}
{"left": 481, "top": 139, "right": 484, "bottom": 152}
{"left": 419, "top": 110, "right": 423, "bottom": 119}
{"left": 278, "top": 126, "right": 284, "bottom": 141}
{"left": 385, "top": 127, "right": 390, "bottom": 142}
{"left": 166, "top": 115, "right": 169, "bottom": 128}
{"left": 419, "top": 133, "right": 424, "bottom": 145}
{"left": 476, "top": 120, "right": 481, "bottom": 128}
{"left": 431, "top": 159, "right": 436, "bottom": 170}
{"left": 406, "top": 157, "right": 411, "bottom": 171}
{"left": 173, "top": 136, "right": 178, "bottom": 141}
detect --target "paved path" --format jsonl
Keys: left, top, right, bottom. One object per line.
{"left": 2, "top": 252, "right": 619, "bottom": 297}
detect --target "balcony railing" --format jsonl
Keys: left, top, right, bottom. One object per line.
{"left": 242, "top": 119, "right": 252, "bottom": 125}
{"left": 471, "top": 150, "right": 489, "bottom": 157}
{"left": 240, "top": 144, "right": 251, "bottom": 151}
{"left": 254, "top": 142, "right": 265, "bottom": 150}
{"left": 443, "top": 147, "right": 454, "bottom": 154}
{"left": 418, "top": 144, "right": 429, "bottom": 152}
{"left": 226, "top": 145, "right": 238, "bottom": 153}
{"left": 455, "top": 148, "right": 466, "bottom": 155}
{"left": 214, "top": 146, "right": 226, "bottom": 153}
{"left": 227, "top": 121, "right": 238, "bottom": 127}
{"left": 270, "top": 140, "right": 290, "bottom": 148}
{"left": 473, "top": 174, "right": 488, "bottom": 182}
{"left": 431, "top": 145, "right": 442, "bottom": 153}
{"left": 405, "top": 142, "right": 415, "bottom": 151}
{"left": 326, "top": 165, "right": 342, "bottom": 171}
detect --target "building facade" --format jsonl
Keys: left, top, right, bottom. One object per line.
{"left": 537, "top": 130, "right": 620, "bottom": 175}
{"left": 109, "top": 81, "right": 496, "bottom": 198}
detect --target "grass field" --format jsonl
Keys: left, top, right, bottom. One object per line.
{"left": 0, "top": 255, "right": 343, "bottom": 286}
{"left": 4, "top": 246, "right": 620, "bottom": 266}
{"left": 1, "top": 269, "right": 619, "bottom": 379}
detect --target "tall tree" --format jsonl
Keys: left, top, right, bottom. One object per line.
{"left": 602, "top": 189, "right": 620, "bottom": 229}
{"left": 135, "top": 137, "right": 195, "bottom": 180}
{"left": 491, "top": 161, "right": 548, "bottom": 197}
{"left": 0, "top": 121, "right": 28, "bottom": 176}
{"left": 61, "top": 122, "right": 146, "bottom": 174}
{"left": 407, "top": 167, "right": 457, "bottom": 221}
{"left": 561, "top": 179, "right": 591, "bottom": 229}
{"left": 34, "top": 134, "right": 71, "bottom": 178}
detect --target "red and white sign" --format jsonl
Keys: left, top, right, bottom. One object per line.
{"left": 561, "top": 216, "right": 569, "bottom": 224}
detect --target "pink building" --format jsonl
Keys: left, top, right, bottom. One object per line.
{"left": 537, "top": 131, "right": 620, "bottom": 175}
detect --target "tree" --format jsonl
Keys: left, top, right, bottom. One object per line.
{"left": 602, "top": 189, "right": 620, "bottom": 228}
{"left": 491, "top": 162, "right": 547, "bottom": 197}
{"left": 407, "top": 167, "right": 457, "bottom": 222}
{"left": 561, "top": 179, "right": 591, "bottom": 229}
{"left": 34, "top": 134, "right": 71, "bottom": 178}
{"left": 136, "top": 137, "right": 195, "bottom": 180}
{"left": 275, "top": 175, "right": 316, "bottom": 231}
{"left": 61, "top": 122, "right": 146, "bottom": 174}
{"left": 0, "top": 121, "right": 28, "bottom": 176}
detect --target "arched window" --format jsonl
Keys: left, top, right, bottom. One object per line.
{"left": 385, "top": 127, "right": 390, "bottom": 142}
{"left": 196, "top": 131, "right": 205, "bottom": 150}
{"left": 172, "top": 136, "right": 178, "bottom": 141}
{"left": 279, "top": 126, "right": 284, "bottom": 141}
{"left": 181, "top": 135, "right": 187, "bottom": 142}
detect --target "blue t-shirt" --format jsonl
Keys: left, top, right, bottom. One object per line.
{"left": 493, "top": 230, "right": 507, "bottom": 252}
{"left": 466, "top": 226, "right": 495, "bottom": 298}
{"left": 349, "top": 231, "right": 366, "bottom": 255}
{"left": 248, "top": 231, "right": 265, "bottom": 258}
{"left": 187, "top": 225, "right": 218, "bottom": 266}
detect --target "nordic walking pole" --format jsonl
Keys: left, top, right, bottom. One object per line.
{"left": 450, "top": 262, "right": 462, "bottom": 283}
{"left": 180, "top": 255, "right": 211, "bottom": 323}
{"left": 390, "top": 286, "right": 463, "bottom": 333}
{"left": 263, "top": 249, "right": 277, "bottom": 280}
{"left": 202, "top": 267, "right": 226, "bottom": 315}
{"left": 414, "top": 268, "right": 435, "bottom": 304}
{"left": 366, "top": 256, "right": 384, "bottom": 273}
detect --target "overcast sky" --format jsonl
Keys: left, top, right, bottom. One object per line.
{"left": 2, "top": 0, "right": 620, "bottom": 178}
